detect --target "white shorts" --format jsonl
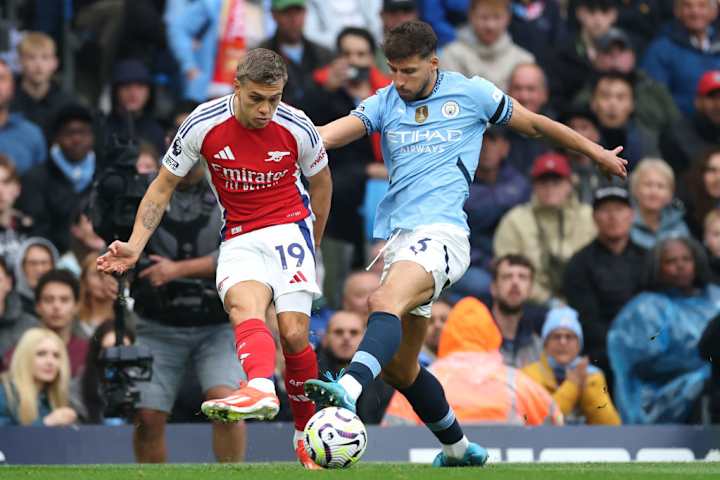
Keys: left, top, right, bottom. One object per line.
{"left": 216, "top": 217, "right": 321, "bottom": 316}
{"left": 381, "top": 224, "right": 470, "bottom": 318}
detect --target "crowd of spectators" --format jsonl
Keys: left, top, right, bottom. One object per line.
{"left": 1, "top": 0, "right": 720, "bottom": 462}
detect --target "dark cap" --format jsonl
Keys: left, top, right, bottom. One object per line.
{"left": 531, "top": 152, "right": 571, "bottom": 179}
{"left": 51, "top": 103, "right": 93, "bottom": 137}
{"left": 383, "top": 0, "right": 417, "bottom": 11}
{"left": 592, "top": 186, "right": 631, "bottom": 209}
{"left": 112, "top": 59, "right": 152, "bottom": 86}
{"left": 559, "top": 106, "right": 599, "bottom": 128}
{"left": 595, "top": 28, "right": 633, "bottom": 53}
{"left": 272, "top": 0, "right": 306, "bottom": 10}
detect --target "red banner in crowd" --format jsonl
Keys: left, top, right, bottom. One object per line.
{"left": 210, "top": 0, "right": 247, "bottom": 97}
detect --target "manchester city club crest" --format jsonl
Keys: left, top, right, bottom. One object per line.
{"left": 442, "top": 101, "right": 460, "bottom": 118}
{"left": 415, "top": 105, "right": 429, "bottom": 123}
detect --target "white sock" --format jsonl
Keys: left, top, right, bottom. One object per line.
{"left": 248, "top": 377, "right": 276, "bottom": 394}
{"left": 442, "top": 435, "right": 469, "bottom": 459}
{"left": 338, "top": 374, "right": 363, "bottom": 402}
{"left": 293, "top": 429, "right": 304, "bottom": 449}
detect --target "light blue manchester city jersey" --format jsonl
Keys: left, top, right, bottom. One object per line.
{"left": 352, "top": 70, "right": 513, "bottom": 240}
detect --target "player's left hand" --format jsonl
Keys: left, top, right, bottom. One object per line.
{"left": 595, "top": 146, "right": 628, "bottom": 179}
{"left": 138, "top": 254, "right": 181, "bottom": 287}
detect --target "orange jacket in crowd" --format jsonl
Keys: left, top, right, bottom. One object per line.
{"left": 382, "top": 297, "right": 564, "bottom": 426}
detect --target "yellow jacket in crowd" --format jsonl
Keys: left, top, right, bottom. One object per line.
{"left": 522, "top": 353, "right": 621, "bottom": 425}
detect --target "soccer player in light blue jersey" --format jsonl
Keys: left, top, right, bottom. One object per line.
{"left": 305, "top": 21, "right": 627, "bottom": 467}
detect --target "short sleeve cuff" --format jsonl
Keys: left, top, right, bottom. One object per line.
{"left": 350, "top": 110, "right": 374, "bottom": 135}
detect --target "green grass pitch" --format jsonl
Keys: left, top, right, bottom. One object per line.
{"left": 1, "top": 463, "right": 719, "bottom": 480}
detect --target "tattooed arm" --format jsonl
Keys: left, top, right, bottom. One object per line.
{"left": 97, "top": 167, "right": 183, "bottom": 274}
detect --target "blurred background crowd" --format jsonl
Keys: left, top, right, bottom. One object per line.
{"left": 0, "top": 0, "right": 720, "bottom": 461}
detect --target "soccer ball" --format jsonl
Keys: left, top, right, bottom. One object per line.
{"left": 303, "top": 407, "right": 368, "bottom": 468}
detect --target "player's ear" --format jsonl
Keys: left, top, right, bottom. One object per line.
{"left": 233, "top": 78, "right": 242, "bottom": 92}
{"left": 429, "top": 55, "right": 439, "bottom": 70}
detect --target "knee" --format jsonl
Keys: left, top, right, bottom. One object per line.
{"left": 135, "top": 410, "right": 166, "bottom": 438}
{"left": 368, "top": 288, "right": 396, "bottom": 314}
{"left": 381, "top": 363, "right": 419, "bottom": 390}
{"left": 227, "top": 304, "right": 263, "bottom": 327}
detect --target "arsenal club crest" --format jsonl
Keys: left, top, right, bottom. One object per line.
{"left": 415, "top": 105, "right": 429, "bottom": 123}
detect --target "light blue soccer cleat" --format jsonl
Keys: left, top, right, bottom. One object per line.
{"left": 432, "top": 442, "right": 489, "bottom": 467}
{"left": 304, "top": 370, "right": 357, "bottom": 413}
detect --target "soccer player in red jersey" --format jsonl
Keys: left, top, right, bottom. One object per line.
{"left": 97, "top": 49, "right": 332, "bottom": 468}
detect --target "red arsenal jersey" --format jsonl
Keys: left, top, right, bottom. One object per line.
{"left": 162, "top": 95, "right": 328, "bottom": 241}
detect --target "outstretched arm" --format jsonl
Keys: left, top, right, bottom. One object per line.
{"left": 307, "top": 166, "right": 332, "bottom": 248}
{"left": 318, "top": 115, "right": 367, "bottom": 150}
{"left": 507, "top": 99, "right": 628, "bottom": 179}
{"left": 97, "top": 167, "right": 183, "bottom": 274}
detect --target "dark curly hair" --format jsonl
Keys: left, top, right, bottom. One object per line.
{"left": 383, "top": 21, "right": 437, "bottom": 61}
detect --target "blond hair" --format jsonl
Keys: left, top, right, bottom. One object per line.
{"left": 17, "top": 32, "right": 56, "bottom": 57}
{"left": 1, "top": 328, "right": 70, "bottom": 425}
{"left": 629, "top": 158, "right": 675, "bottom": 198}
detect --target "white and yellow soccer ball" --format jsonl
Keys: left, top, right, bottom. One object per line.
{"left": 303, "top": 406, "right": 368, "bottom": 468}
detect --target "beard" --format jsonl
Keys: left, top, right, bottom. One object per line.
{"left": 496, "top": 298, "right": 524, "bottom": 316}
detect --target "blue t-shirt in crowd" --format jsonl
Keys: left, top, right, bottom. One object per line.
{"left": 351, "top": 70, "right": 513, "bottom": 240}
{"left": 0, "top": 113, "right": 47, "bottom": 175}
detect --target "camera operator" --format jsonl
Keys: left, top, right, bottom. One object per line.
{"left": 303, "top": 27, "right": 390, "bottom": 307}
{"left": 131, "top": 163, "right": 245, "bottom": 463}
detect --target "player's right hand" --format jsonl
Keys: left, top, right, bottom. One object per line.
{"left": 96, "top": 241, "right": 141, "bottom": 274}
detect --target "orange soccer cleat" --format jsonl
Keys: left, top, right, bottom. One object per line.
{"left": 201, "top": 382, "right": 280, "bottom": 422}
{"left": 295, "top": 438, "right": 322, "bottom": 470}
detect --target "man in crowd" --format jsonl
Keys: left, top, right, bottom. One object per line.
{"left": 342, "top": 271, "right": 381, "bottom": 316}
{"left": 589, "top": 72, "right": 658, "bottom": 169}
{"left": 563, "top": 186, "right": 646, "bottom": 380}
{"left": 0, "top": 155, "right": 31, "bottom": 265}
{"left": 2, "top": 269, "right": 87, "bottom": 377}
{"left": 0, "top": 59, "right": 46, "bottom": 176}
{"left": 488, "top": 254, "right": 543, "bottom": 368}
{"left": 419, "top": 298, "right": 451, "bottom": 368}
{"left": 494, "top": 153, "right": 596, "bottom": 303}
{"left": 0, "top": 258, "right": 37, "bottom": 364}
{"left": 260, "top": 0, "right": 334, "bottom": 108}
{"left": 18, "top": 104, "right": 97, "bottom": 254}
{"left": 440, "top": 0, "right": 534, "bottom": 90}
{"left": 13, "top": 237, "right": 58, "bottom": 316}
{"left": 641, "top": 0, "right": 720, "bottom": 115}
{"left": 505, "top": 63, "right": 552, "bottom": 174}
{"left": 316, "top": 310, "right": 394, "bottom": 424}
{"left": 377, "top": 0, "right": 419, "bottom": 73}
{"left": 660, "top": 70, "right": 720, "bottom": 176}
{"left": 11, "top": 32, "right": 73, "bottom": 133}
{"left": 572, "top": 27, "right": 680, "bottom": 138}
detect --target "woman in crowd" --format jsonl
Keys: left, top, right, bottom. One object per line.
{"left": 630, "top": 158, "right": 689, "bottom": 249}
{"left": 0, "top": 328, "right": 76, "bottom": 426}
{"left": 77, "top": 253, "right": 137, "bottom": 339}
{"left": 682, "top": 148, "right": 720, "bottom": 239}
{"left": 79, "top": 321, "right": 135, "bottom": 424}
{"left": 608, "top": 237, "right": 717, "bottom": 424}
